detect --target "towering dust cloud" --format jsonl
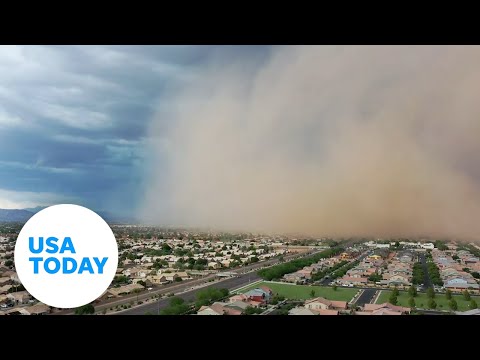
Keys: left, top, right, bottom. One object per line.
{"left": 141, "top": 46, "right": 480, "bottom": 240}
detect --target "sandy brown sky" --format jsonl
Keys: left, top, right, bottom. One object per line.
{"left": 141, "top": 46, "right": 480, "bottom": 241}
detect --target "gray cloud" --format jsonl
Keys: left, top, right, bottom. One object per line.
{"left": 142, "top": 45, "right": 480, "bottom": 241}
{"left": 0, "top": 45, "right": 202, "bottom": 212}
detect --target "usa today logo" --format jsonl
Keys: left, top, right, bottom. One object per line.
{"left": 14, "top": 204, "right": 118, "bottom": 309}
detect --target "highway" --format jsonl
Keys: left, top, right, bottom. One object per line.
{"left": 51, "top": 249, "right": 318, "bottom": 315}
{"left": 116, "top": 250, "right": 324, "bottom": 315}
{"left": 117, "top": 251, "right": 323, "bottom": 315}
{"left": 119, "top": 271, "right": 262, "bottom": 315}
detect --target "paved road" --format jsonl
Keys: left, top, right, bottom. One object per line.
{"left": 53, "top": 250, "right": 312, "bottom": 315}
{"left": 416, "top": 309, "right": 450, "bottom": 315}
{"left": 115, "top": 248, "right": 326, "bottom": 315}
{"left": 354, "top": 288, "right": 377, "bottom": 306}
{"left": 418, "top": 253, "right": 432, "bottom": 289}
{"left": 119, "top": 272, "right": 261, "bottom": 315}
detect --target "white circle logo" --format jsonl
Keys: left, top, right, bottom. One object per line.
{"left": 14, "top": 204, "right": 118, "bottom": 309}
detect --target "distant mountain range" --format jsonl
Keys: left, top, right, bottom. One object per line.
{"left": 0, "top": 209, "right": 35, "bottom": 222}
{"left": 0, "top": 206, "right": 136, "bottom": 224}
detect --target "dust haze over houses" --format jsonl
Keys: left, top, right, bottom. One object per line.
{"left": 141, "top": 45, "right": 480, "bottom": 241}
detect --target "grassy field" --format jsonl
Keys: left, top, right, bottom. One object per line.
{"left": 237, "top": 281, "right": 358, "bottom": 301}
{"left": 376, "top": 290, "right": 479, "bottom": 312}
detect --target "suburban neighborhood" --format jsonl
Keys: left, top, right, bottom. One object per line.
{"left": 1, "top": 222, "right": 480, "bottom": 315}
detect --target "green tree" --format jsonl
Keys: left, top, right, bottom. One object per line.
{"left": 245, "top": 306, "right": 263, "bottom": 315}
{"left": 389, "top": 294, "right": 398, "bottom": 305}
{"left": 448, "top": 299, "right": 458, "bottom": 311}
{"left": 333, "top": 285, "right": 337, "bottom": 291}
{"left": 75, "top": 304, "right": 95, "bottom": 315}
{"left": 470, "top": 299, "right": 478, "bottom": 309}
{"left": 428, "top": 298, "right": 437, "bottom": 309}
{"left": 463, "top": 290, "right": 471, "bottom": 301}
{"left": 445, "top": 289, "right": 452, "bottom": 300}
{"left": 408, "top": 297, "right": 415, "bottom": 308}
{"left": 408, "top": 286, "right": 417, "bottom": 298}
{"left": 310, "top": 289, "right": 316, "bottom": 298}
{"left": 169, "top": 297, "right": 185, "bottom": 306}
{"left": 4, "top": 259, "right": 13, "bottom": 267}
{"left": 471, "top": 272, "right": 480, "bottom": 279}
{"left": 392, "top": 287, "right": 399, "bottom": 297}
{"left": 427, "top": 287, "right": 435, "bottom": 298}
{"left": 368, "top": 273, "right": 382, "bottom": 282}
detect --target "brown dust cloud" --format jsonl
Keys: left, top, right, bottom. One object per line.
{"left": 140, "top": 46, "right": 480, "bottom": 241}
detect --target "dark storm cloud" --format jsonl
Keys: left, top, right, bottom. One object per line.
{"left": 0, "top": 45, "right": 213, "bottom": 212}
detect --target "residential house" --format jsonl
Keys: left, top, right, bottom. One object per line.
{"left": 0, "top": 285, "right": 12, "bottom": 295}
{"left": 259, "top": 286, "right": 273, "bottom": 296}
{"left": 160, "top": 273, "right": 179, "bottom": 282}
{"left": 146, "top": 275, "right": 169, "bottom": 284}
{"left": 197, "top": 302, "right": 242, "bottom": 315}
{"left": 107, "top": 283, "right": 144, "bottom": 297}
{"left": 338, "top": 276, "right": 368, "bottom": 286}
{"left": 288, "top": 307, "right": 317, "bottom": 315}
{"left": 244, "top": 288, "right": 271, "bottom": 304}
{"left": 228, "top": 294, "right": 248, "bottom": 303}
{"left": 464, "top": 257, "right": 480, "bottom": 265}
{"left": 361, "top": 302, "right": 410, "bottom": 315}
{"left": 304, "top": 297, "right": 348, "bottom": 311}
{"left": 247, "top": 300, "right": 263, "bottom": 308}
{"left": 123, "top": 267, "right": 148, "bottom": 278}
{"left": 224, "top": 301, "right": 250, "bottom": 312}
{"left": 208, "top": 262, "right": 222, "bottom": 269}
{"left": 157, "top": 271, "right": 190, "bottom": 281}
{"left": 346, "top": 268, "right": 367, "bottom": 278}
{"left": 314, "top": 309, "right": 339, "bottom": 315}
{"left": 297, "top": 268, "right": 313, "bottom": 280}
{"left": 444, "top": 277, "right": 479, "bottom": 292}
{"left": 283, "top": 272, "right": 306, "bottom": 284}
{"left": 290, "top": 305, "right": 339, "bottom": 315}
{"left": 18, "top": 303, "right": 51, "bottom": 315}
{"left": 7, "top": 291, "right": 31, "bottom": 304}
{"left": 379, "top": 274, "right": 411, "bottom": 287}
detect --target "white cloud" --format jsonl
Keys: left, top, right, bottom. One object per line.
{"left": 0, "top": 160, "right": 81, "bottom": 174}
{"left": 31, "top": 100, "right": 112, "bottom": 130}
{"left": 0, "top": 188, "right": 76, "bottom": 209}
{"left": 0, "top": 108, "right": 23, "bottom": 128}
